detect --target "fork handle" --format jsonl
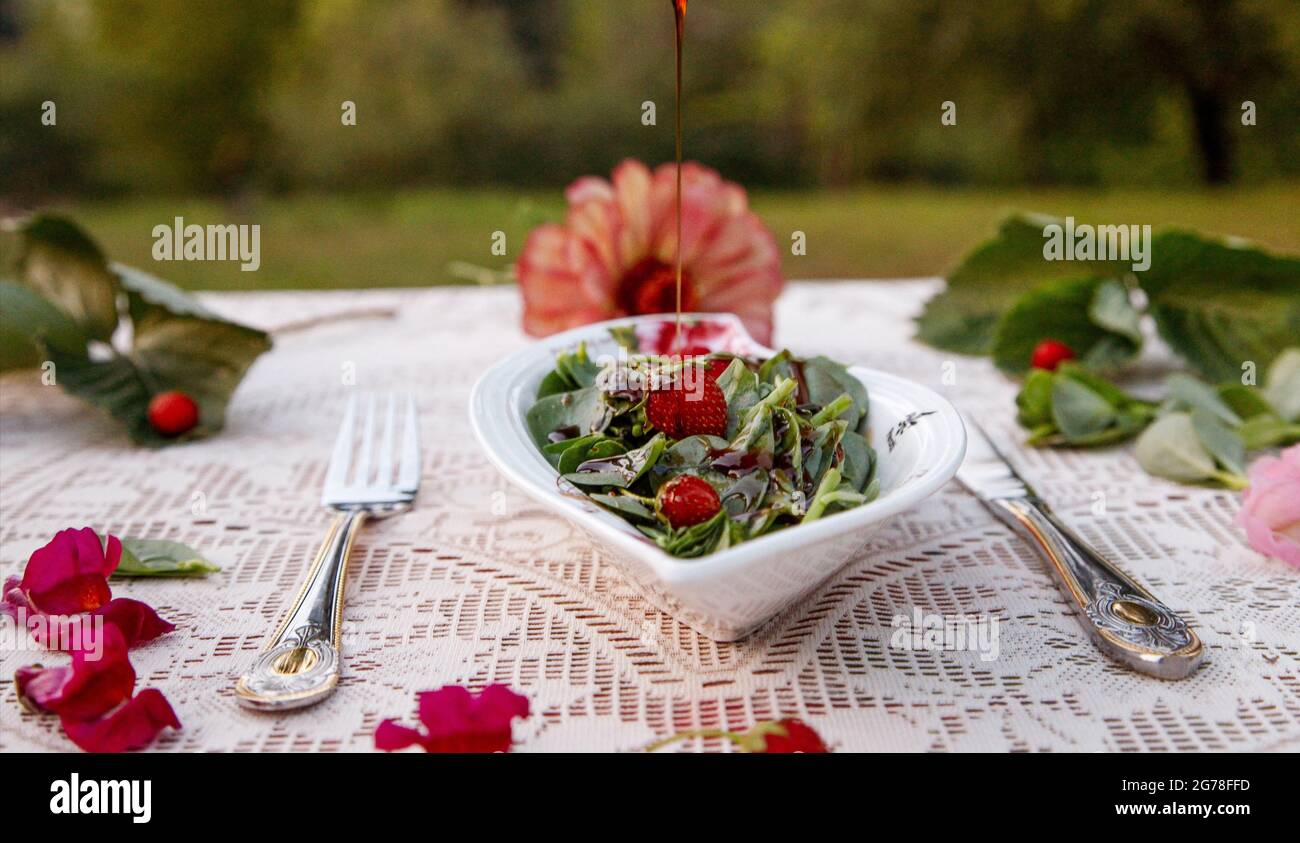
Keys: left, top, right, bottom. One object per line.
{"left": 235, "top": 510, "right": 366, "bottom": 711}
{"left": 988, "top": 497, "right": 1203, "bottom": 680}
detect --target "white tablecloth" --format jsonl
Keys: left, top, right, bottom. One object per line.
{"left": 2, "top": 282, "right": 1297, "bottom": 752}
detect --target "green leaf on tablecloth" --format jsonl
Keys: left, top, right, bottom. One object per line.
{"left": 917, "top": 218, "right": 1300, "bottom": 384}
{"left": 1140, "top": 231, "right": 1300, "bottom": 383}
{"left": 0, "top": 215, "right": 271, "bottom": 446}
{"left": 1014, "top": 363, "right": 1156, "bottom": 447}
{"left": 991, "top": 276, "right": 1142, "bottom": 376}
{"left": 115, "top": 538, "right": 221, "bottom": 577}
{"left": 1135, "top": 411, "right": 1247, "bottom": 489}
{"left": 1162, "top": 373, "right": 1242, "bottom": 426}
{"left": 915, "top": 214, "right": 1133, "bottom": 355}
{"left": 1189, "top": 407, "right": 1247, "bottom": 477}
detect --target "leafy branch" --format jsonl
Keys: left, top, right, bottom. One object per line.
{"left": 1, "top": 215, "right": 271, "bottom": 446}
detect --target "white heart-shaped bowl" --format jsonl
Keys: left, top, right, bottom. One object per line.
{"left": 470, "top": 313, "right": 966, "bottom": 641}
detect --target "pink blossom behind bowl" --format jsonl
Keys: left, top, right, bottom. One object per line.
{"left": 1235, "top": 444, "right": 1300, "bottom": 569}
{"left": 517, "top": 159, "right": 783, "bottom": 344}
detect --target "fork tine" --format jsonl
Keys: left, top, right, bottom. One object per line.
{"left": 355, "top": 394, "right": 377, "bottom": 486}
{"left": 377, "top": 393, "right": 396, "bottom": 486}
{"left": 324, "top": 394, "right": 358, "bottom": 491}
{"left": 397, "top": 393, "right": 420, "bottom": 492}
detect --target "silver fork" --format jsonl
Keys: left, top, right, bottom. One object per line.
{"left": 236, "top": 393, "right": 421, "bottom": 711}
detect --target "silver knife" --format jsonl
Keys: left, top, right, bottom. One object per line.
{"left": 956, "top": 416, "right": 1203, "bottom": 680}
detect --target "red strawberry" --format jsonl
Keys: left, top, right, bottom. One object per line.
{"left": 700, "top": 356, "right": 733, "bottom": 381}
{"left": 147, "top": 390, "right": 200, "bottom": 437}
{"left": 657, "top": 475, "right": 722, "bottom": 528}
{"left": 1030, "top": 339, "right": 1076, "bottom": 372}
{"left": 645, "top": 377, "right": 728, "bottom": 438}
{"left": 669, "top": 351, "right": 731, "bottom": 381}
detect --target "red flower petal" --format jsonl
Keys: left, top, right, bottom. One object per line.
{"left": 93, "top": 599, "right": 176, "bottom": 649}
{"left": 15, "top": 662, "right": 71, "bottom": 712}
{"left": 1, "top": 575, "right": 32, "bottom": 624}
{"left": 20, "top": 528, "right": 119, "bottom": 614}
{"left": 32, "top": 599, "right": 175, "bottom": 653}
{"left": 416, "top": 685, "right": 474, "bottom": 738}
{"left": 376, "top": 684, "right": 530, "bottom": 753}
{"left": 16, "top": 625, "right": 135, "bottom": 721}
{"left": 755, "top": 719, "right": 828, "bottom": 753}
{"left": 374, "top": 720, "right": 429, "bottom": 752}
{"left": 61, "top": 689, "right": 180, "bottom": 753}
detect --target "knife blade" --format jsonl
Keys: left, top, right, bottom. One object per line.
{"left": 956, "top": 416, "right": 1204, "bottom": 680}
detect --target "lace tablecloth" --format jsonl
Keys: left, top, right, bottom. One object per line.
{"left": 2, "top": 281, "right": 1297, "bottom": 753}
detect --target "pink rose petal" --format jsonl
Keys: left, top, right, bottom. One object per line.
{"left": 1237, "top": 444, "right": 1300, "bottom": 569}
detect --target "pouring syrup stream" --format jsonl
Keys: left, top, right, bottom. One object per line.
{"left": 672, "top": 0, "right": 686, "bottom": 353}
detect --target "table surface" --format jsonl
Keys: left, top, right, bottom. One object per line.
{"left": 2, "top": 281, "right": 1297, "bottom": 753}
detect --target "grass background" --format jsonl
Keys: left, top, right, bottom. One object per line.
{"left": 50, "top": 183, "right": 1300, "bottom": 291}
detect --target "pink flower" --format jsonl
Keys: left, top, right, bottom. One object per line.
{"left": 1236, "top": 444, "right": 1300, "bottom": 568}
{"left": 15, "top": 624, "right": 180, "bottom": 752}
{"left": 375, "top": 685, "right": 530, "bottom": 753}
{"left": 517, "top": 159, "right": 783, "bottom": 344}
{"left": 12, "top": 528, "right": 120, "bottom": 615}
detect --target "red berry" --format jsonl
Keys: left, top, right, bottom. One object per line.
{"left": 657, "top": 475, "right": 722, "bottom": 528}
{"left": 753, "top": 719, "right": 829, "bottom": 754}
{"left": 668, "top": 351, "right": 732, "bottom": 381}
{"left": 1030, "top": 339, "right": 1076, "bottom": 372}
{"left": 701, "top": 356, "right": 733, "bottom": 381}
{"left": 645, "top": 377, "right": 728, "bottom": 439}
{"left": 147, "top": 390, "right": 200, "bottom": 437}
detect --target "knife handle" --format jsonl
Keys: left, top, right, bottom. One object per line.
{"left": 988, "top": 497, "right": 1203, "bottom": 680}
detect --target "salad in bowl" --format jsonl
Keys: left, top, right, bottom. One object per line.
{"left": 470, "top": 314, "right": 965, "bottom": 640}
{"left": 527, "top": 331, "right": 880, "bottom": 559}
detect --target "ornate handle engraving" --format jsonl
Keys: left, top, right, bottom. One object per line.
{"left": 988, "top": 497, "right": 1203, "bottom": 680}
{"left": 235, "top": 511, "right": 366, "bottom": 710}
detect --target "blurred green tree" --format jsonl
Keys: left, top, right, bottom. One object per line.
{"left": 1, "top": 0, "right": 1297, "bottom": 197}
